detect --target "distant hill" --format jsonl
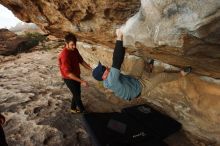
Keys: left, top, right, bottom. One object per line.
{"left": 9, "top": 22, "right": 44, "bottom": 34}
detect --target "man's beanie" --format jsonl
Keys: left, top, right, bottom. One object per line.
{"left": 92, "top": 62, "right": 106, "bottom": 81}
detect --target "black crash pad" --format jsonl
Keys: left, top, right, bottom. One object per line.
{"left": 83, "top": 104, "right": 181, "bottom": 146}
{"left": 83, "top": 112, "right": 167, "bottom": 146}
{"left": 122, "top": 104, "right": 182, "bottom": 139}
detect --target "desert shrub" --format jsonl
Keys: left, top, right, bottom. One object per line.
{"left": 15, "top": 32, "right": 47, "bottom": 53}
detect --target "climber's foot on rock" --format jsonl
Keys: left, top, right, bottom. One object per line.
{"left": 180, "top": 66, "right": 192, "bottom": 76}
{"left": 147, "top": 59, "right": 154, "bottom": 73}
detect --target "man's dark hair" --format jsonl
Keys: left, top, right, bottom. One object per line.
{"left": 65, "top": 33, "right": 77, "bottom": 44}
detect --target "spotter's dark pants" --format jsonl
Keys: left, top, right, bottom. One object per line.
{"left": 64, "top": 79, "right": 85, "bottom": 112}
{"left": 0, "top": 126, "right": 8, "bottom": 146}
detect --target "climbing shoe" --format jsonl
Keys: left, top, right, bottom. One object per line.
{"left": 69, "top": 109, "right": 80, "bottom": 114}
{"left": 181, "top": 66, "right": 192, "bottom": 76}
{"left": 147, "top": 59, "right": 154, "bottom": 73}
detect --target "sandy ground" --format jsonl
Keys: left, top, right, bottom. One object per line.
{"left": 0, "top": 46, "right": 203, "bottom": 146}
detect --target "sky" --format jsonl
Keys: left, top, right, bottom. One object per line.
{"left": 0, "top": 4, "right": 23, "bottom": 28}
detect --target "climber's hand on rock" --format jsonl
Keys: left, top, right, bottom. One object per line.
{"left": 116, "top": 29, "right": 123, "bottom": 40}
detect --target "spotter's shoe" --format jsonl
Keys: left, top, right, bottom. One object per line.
{"left": 69, "top": 109, "right": 80, "bottom": 114}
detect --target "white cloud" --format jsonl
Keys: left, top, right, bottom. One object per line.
{"left": 0, "top": 4, "right": 23, "bottom": 28}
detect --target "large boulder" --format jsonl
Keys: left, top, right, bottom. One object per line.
{"left": 0, "top": 0, "right": 220, "bottom": 145}
{"left": 1, "top": 0, "right": 219, "bottom": 78}
{"left": 122, "top": 0, "right": 220, "bottom": 78}
{"left": 77, "top": 41, "right": 220, "bottom": 145}
{"left": 0, "top": 29, "right": 28, "bottom": 55}
{"left": 0, "top": 29, "right": 47, "bottom": 56}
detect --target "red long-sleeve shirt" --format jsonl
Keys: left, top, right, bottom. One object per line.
{"left": 58, "top": 47, "right": 83, "bottom": 79}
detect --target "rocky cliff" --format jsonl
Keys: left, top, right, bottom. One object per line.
{"left": 0, "top": 29, "right": 28, "bottom": 55}
{"left": 0, "top": 0, "right": 220, "bottom": 145}
{"left": 1, "top": 0, "right": 219, "bottom": 77}
{"left": 0, "top": 29, "right": 46, "bottom": 55}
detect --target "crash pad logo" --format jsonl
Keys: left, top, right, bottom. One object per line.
{"left": 137, "top": 106, "right": 151, "bottom": 114}
{"left": 132, "top": 132, "right": 146, "bottom": 138}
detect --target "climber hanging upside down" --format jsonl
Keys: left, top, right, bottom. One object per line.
{"left": 92, "top": 29, "right": 192, "bottom": 100}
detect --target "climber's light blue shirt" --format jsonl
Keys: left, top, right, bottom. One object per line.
{"left": 103, "top": 67, "right": 142, "bottom": 100}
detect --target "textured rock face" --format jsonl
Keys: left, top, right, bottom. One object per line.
{"left": 1, "top": 41, "right": 203, "bottom": 146}
{"left": 0, "top": 29, "right": 28, "bottom": 55}
{"left": 0, "top": 43, "right": 92, "bottom": 146}
{"left": 0, "top": 0, "right": 220, "bottom": 78}
{"left": 123, "top": 0, "right": 220, "bottom": 47}
{"left": 78, "top": 42, "right": 220, "bottom": 145}
{"left": 0, "top": 0, "right": 220, "bottom": 145}
{"left": 0, "top": 0, "right": 219, "bottom": 77}
{"left": 77, "top": 42, "right": 145, "bottom": 77}
{"left": 0, "top": 29, "right": 46, "bottom": 55}
{"left": 0, "top": 0, "right": 140, "bottom": 46}
{"left": 122, "top": 0, "right": 220, "bottom": 78}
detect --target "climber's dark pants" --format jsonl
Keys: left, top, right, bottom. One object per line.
{"left": 64, "top": 79, "right": 85, "bottom": 112}
{"left": 112, "top": 40, "right": 125, "bottom": 70}
{"left": 0, "top": 126, "right": 8, "bottom": 146}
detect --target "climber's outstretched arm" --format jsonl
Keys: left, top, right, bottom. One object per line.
{"left": 112, "top": 29, "right": 125, "bottom": 70}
